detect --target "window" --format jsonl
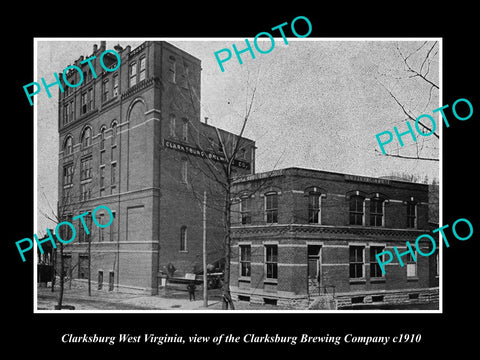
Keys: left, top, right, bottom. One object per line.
{"left": 239, "top": 245, "right": 251, "bottom": 277}
{"left": 129, "top": 62, "right": 137, "bottom": 87}
{"left": 111, "top": 122, "right": 117, "bottom": 146}
{"left": 370, "top": 198, "right": 384, "bottom": 227}
{"left": 69, "top": 100, "right": 74, "bottom": 121}
{"left": 80, "top": 182, "right": 91, "bottom": 201}
{"left": 100, "top": 126, "right": 106, "bottom": 151}
{"left": 97, "top": 213, "right": 105, "bottom": 242}
{"left": 181, "top": 159, "right": 188, "bottom": 183}
{"left": 349, "top": 195, "right": 364, "bottom": 225}
{"left": 180, "top": 226, "right": 187, "bottom": 251}
{"left": 407, "top": 202, "right": 416, "bottom": 228}
{"left": 308, "top": 193, "right": 321, "bottom": 224}
{"left": 63, "top": 164, "right": 73, "bottom": 186}
{"left": 349, "top": 246, "right": 364, "bottom": 278}
{"left": 168, "top": 56, "right": 176, "bottom": 83}
{"left": 109, "top": 211, "right": 116, "bottom": 242}
{"left": 370, "top": 246, "right": 384, "bottom": 278}
{"left": 102, "top": 79, "right": 109, "bottom": 102}
{"left": 111, "top": 162, "right": 117, "bottom": 186}
{"left": 406, "top": 251, "right": 417, "bottom": 278}
{"left": 265, "top": 245, "right": 278, "bottom": 280}
{"left": 113, "top": 74, "right": 119, "bottom": 97}
{"left": 64, "top": 136, "right": 73, "bottom": 155}
{"left": 80, "top": 157, "right": 92, "bottom": 180}
{"left": 139, "top": 56, "right": 146, "bottom": 81}
{"left": 169, "top": 114, "right": 176, "bottom": 137}
{"left": 81, "top": 127, "right": 92, "bottom": 148}
{"left": 182, "top": 119, "right": 188, "bottom": 141}
{"left": 240, "top": 197, "right": 252, "bottom": 225}
{"left": 78, "top": 215, "right": 92, "bottom": 243}
{"left": 64, "top": 103, "right": 70, "bottom": 124}
{"left": 265, "top": 192, "right": 278, "bottom": 223}
{"left": 81, "top": 92, "right": 87, "bottom": 114}
{"left": 181, "top": 62, "right": 189, "bottom": 88}
{"left": 99, "top": 166, "right": 105, "bottom": 189}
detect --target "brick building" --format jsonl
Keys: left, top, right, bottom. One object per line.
{"left": 57, "top": 41, "right": 254, "bottom": 294}
{"left": 229, "top": 168, "right": 439, "bottom": 309}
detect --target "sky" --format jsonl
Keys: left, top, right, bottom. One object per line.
{"left": 35, "top": 38, "right": 440, "bottom": 232}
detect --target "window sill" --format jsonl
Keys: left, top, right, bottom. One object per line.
{"left": 264, "top": 278, "right": 278, "bottom": 284}
{"left": 370, "top": 277, "right": 386, "bottom": 283}
{"left": 349, "top": 278, "right": 366, "bottom": 284}
{"left": 179, "top": 250, "right": 188, "bottom": 253}
{"left": 238, "top": 277, "right": 251, "bottom": 282}
{"left": 407, "top": 277, "right": 419, "bottom": 281}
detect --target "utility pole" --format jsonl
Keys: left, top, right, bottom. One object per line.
{"left": 203, "top": 190, "right": 208, "bottom": 308}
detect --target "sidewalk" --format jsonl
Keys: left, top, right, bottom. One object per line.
{"left": 36, "top": 284, "right": 225, "bottom": 311}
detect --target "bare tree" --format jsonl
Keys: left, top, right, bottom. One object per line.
{"left": 375, "top": 41, "right": 439, "bottom": 162}
{"left": 39, "top": 140, "right": 102, "bottom": 308}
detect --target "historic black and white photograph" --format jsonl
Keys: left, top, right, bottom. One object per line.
{"left": 34, "top": 38, "right": 441, "bottom": 312}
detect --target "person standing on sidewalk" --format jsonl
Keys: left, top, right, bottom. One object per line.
{"left": 187, "top": 281, "right": 196, "bottom": 301}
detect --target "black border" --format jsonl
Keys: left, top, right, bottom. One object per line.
{"left": 7, "top": 7, "right": 478, "bottom": 355}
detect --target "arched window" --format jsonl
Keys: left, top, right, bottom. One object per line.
{"left": 64, "top": 136, "right": 73, "bottom": 155}
{"left": 180, "top": 226, "right": 187, "bottom": 251}
{"left": 81, "top": 126, "right": 92, "bottom": 148}
{"left": 111, "top": 121, "right": 117, "bottom": 146}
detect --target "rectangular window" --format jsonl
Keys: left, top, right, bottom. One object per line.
{"left": 370, "top": 198, "right": 384, "bottom": 226}
{"left": 109, "top": 211, "right": 116, "bottom": 242}
{"left": 180, "top": 226, "right": 187, "bottom": 251}
{"left": 87, "top": 88, "right": 93, "bottom": 111}
{"left": 168, "top": 57, "right": 176, "bottom": 83}
{"left": 239, "top": 245, "right": 251, "bottom": 277}
{"left": 113, "top": 74, "right": 119, "bottom": 97}
{"left": 349, "top": 196, "right": 364, "bottom": 225}
{"left": 370, "top": 246, "right": 384, "bottom": 278}
{"left": 181, "top": 160, "right": 188, "bottom": 183}
{"left": 80, "top": 157, "right": 92, "bottom": 180}
{"left": 308, "top": 193, "right": 321, "bottom": 224}
{"left": 111, "top": 162, "right": 117, "bottom": 186}
{"left": 97, "top": 213, "right": 104, "bottom": 242}
{"left": 265, "top": 245, "right": 278, "bottom": 280}
{"left": 406, "top": 251, "right": 417, "bottom": 278}
{"left": 265, "top": 193, "right": 278, "bottom": 223}
{"left": 69, "top": 100, "right": 74, "bottom": 121}
{"left": 64, "top": 103, "right": 70, "bottom": 124}
{"left": 240, "top": 197, "right": 252, "bottom": 225}
{"left": 129, "top": 62, "right": 137, "bottom": 87}
{"left": 63, "top": 164, "right": 73, "bottom": 186}
{"left": 80, "top": 183, "right": 91, "bottom": 201}
{"left": 139, "top": 57, "right": 146, "bottom": 81}
{"left": 349, "top": 246, "right": 364, "bottom": 278}
{"left": 99, "top": 166, "right": 105, "bottom": 189}
{"left": 81, "top": 92, "right": 87, "bottom": 114}
{"left": 182, "top": 120, "right": 188, "bottom": 141}
{"left": 102, "top": 79, "right": 109, "bottom": 102}
{"left": 78, "top": 214, "right": 92, "bottom": 242}
{"left": 407, "top": 202, "right": 416, "bottom": 228}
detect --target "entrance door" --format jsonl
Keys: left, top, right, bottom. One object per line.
{"left": 307, "top": 245, "right": 322, "bottom": 295}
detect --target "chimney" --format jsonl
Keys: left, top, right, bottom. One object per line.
{"left": 204, "top": 117, "right": 209, "bottom": 125}
{"left": 93, "top": 43, "right": 98, "bottom": 52}
{"left": 100, "top": 41, "right": 106, "bottom": 51}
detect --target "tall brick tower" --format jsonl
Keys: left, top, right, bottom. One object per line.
{"left": 57, "top": 41, "right": 255, "bottom": 294}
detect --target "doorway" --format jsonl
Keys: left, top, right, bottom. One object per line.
{"left": 307, "top": 245, "right": 322, "bottom": 295}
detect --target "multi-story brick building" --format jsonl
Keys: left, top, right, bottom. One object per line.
{"left": 229, "top": 168, "right": 439, "bottom": 309}
{"left": 57, "top": 41, "right": 255, "bottom": 294}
